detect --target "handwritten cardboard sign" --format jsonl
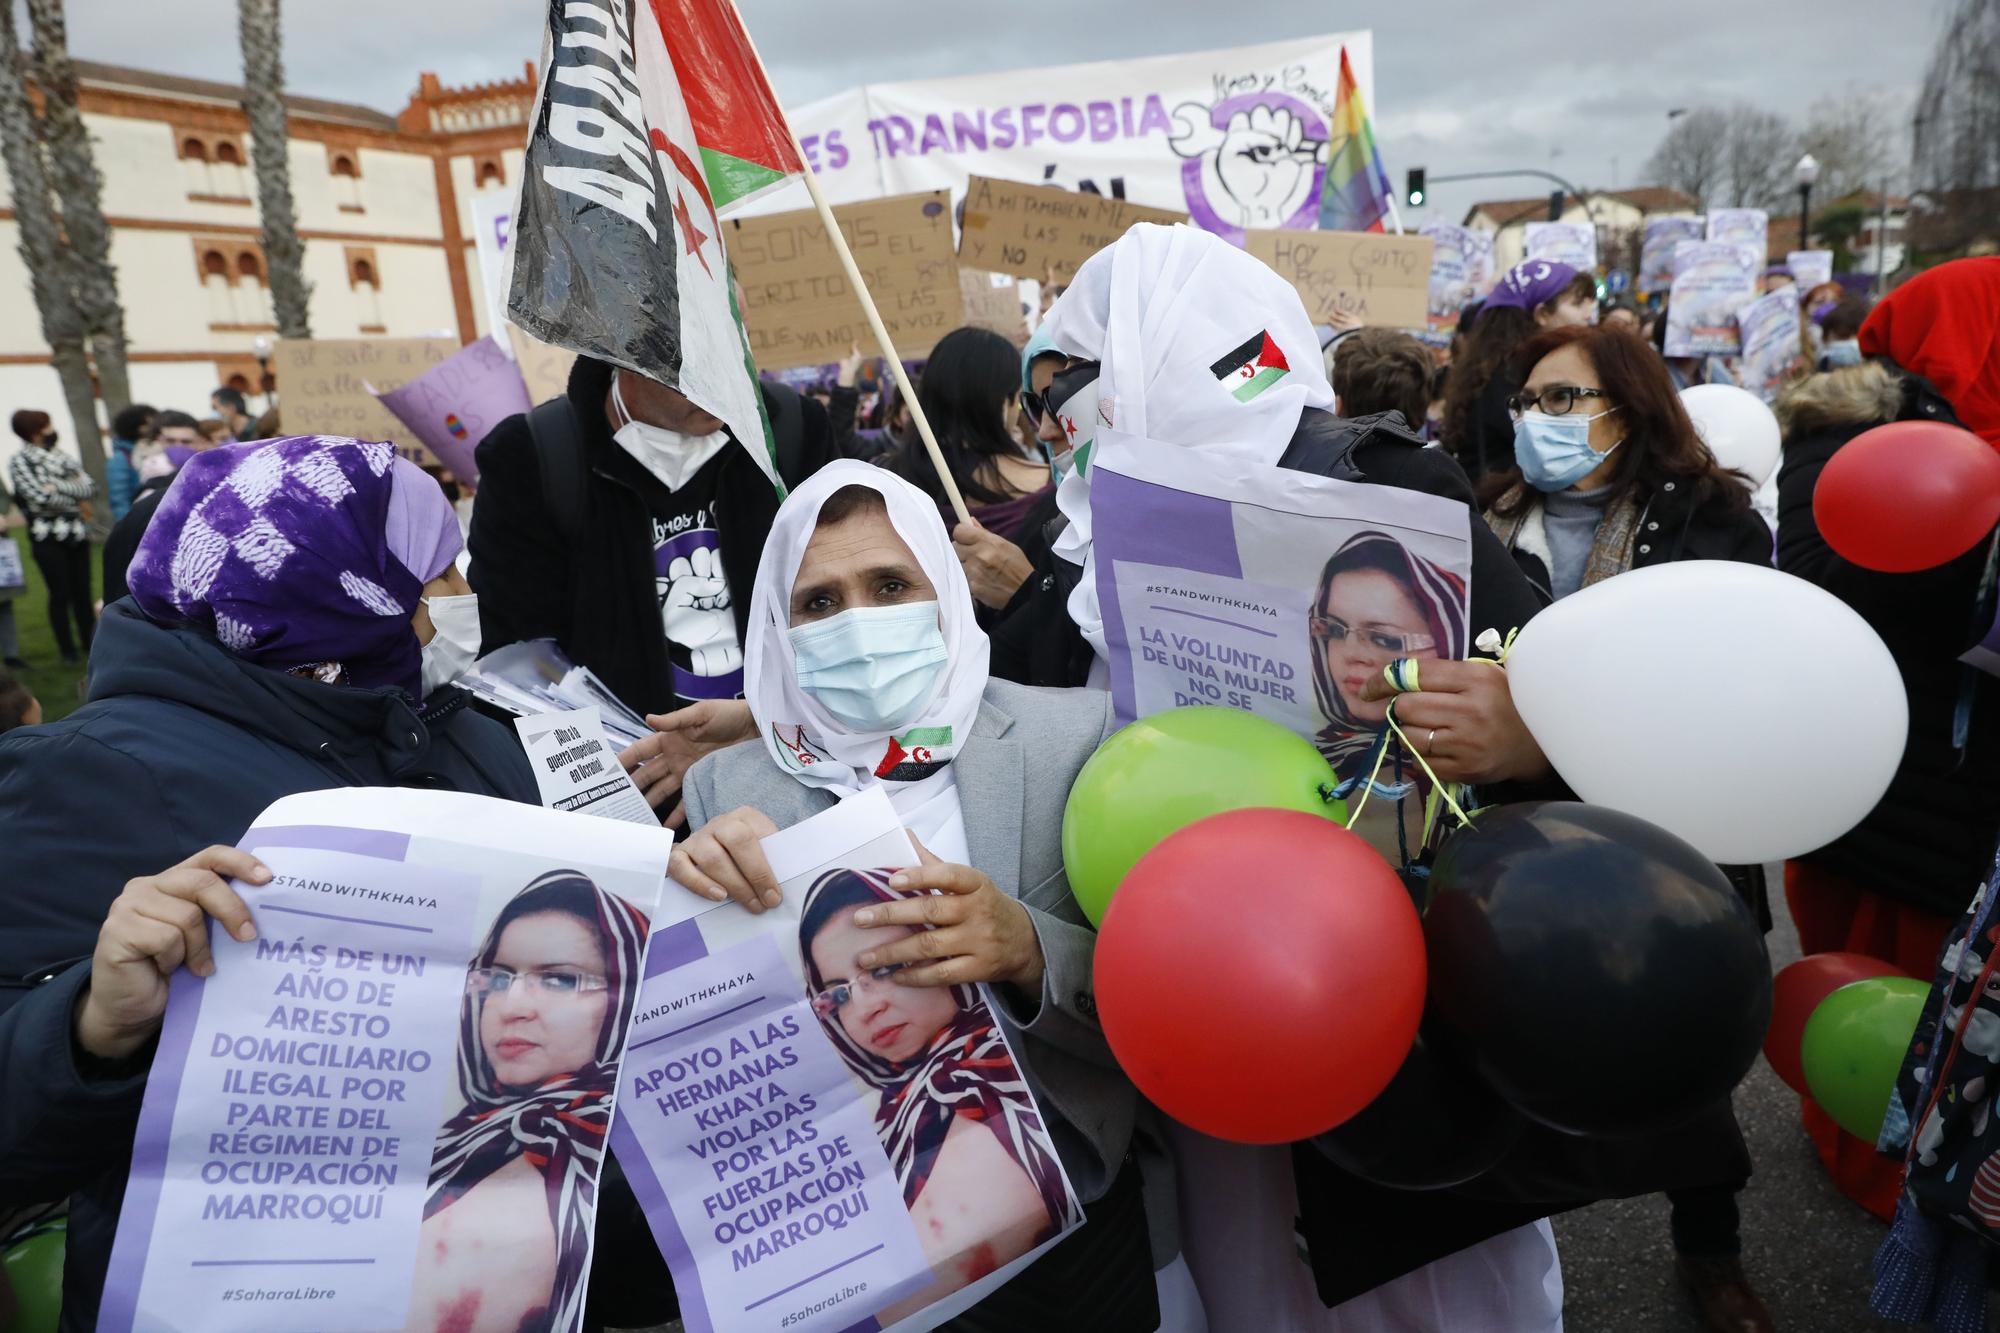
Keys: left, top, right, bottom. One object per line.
{"left": 1244, "top": 229, "right": 1435, "bottom": 330}
{"left": 729, "top": 190, "right": 963, "bottom": 372}
{"left": 957, "top": 175, "right": 1187, "bottom": 284}
{"left": 959, "top": 268, "right": 1027, "bottom": 346}
{"left": 505, "top": 324, "right": 577, "bottom": 406}
{"left": 273, "top": 338, "right": 458, "bottom": 461}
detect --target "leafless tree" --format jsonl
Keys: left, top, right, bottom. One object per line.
{"left": 1798, "top": 92, "right": 1905, "bottom": 203}
{"left": 22, "top": 0, "right": 128, "bottom": 491}
{"left": 1718, "top": 108, "right": 1798, "bottom": 212}
{"left": 1914, "top": 0, "right": 2000, "bottom": 194}
{"left": 1643, "top": 108, "right": 1729, "bottom": 209}
{"left": 240, "top": 0, "right": 311, "bottom": 338}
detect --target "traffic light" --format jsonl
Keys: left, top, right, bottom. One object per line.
{"left": 1547, "top": 191, "right": 1565, "bottom": 221}
{"left": 1405, "top": 167, "right": 1425, "bottom": 207}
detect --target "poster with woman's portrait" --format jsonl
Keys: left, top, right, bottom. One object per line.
{"left": 1088, "top": 429, "right": 1473, "bottom": 791}
{"left": 101, "top": 788, "right": 671, "bottom": 1333}
{"left": 610, "top": 789, "right": 1083, "bottom": 1333}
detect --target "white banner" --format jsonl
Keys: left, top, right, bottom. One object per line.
{"left": 738, "top": 34, "right": 1375, "bottom": 245}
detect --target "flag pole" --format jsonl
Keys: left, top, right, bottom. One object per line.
{"left": 726, "top": 4, "right": 971, "bottom": 527}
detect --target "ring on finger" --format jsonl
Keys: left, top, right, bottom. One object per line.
{"left": 1426, "top": 728, "right": 1438, "bottom": 752}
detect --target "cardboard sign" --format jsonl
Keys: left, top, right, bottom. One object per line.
{"left": 959, "top": 267, "right": 1027, "bottom": 345}
{"left": 1244, "top": 229, "right": 1434, "bottom": 329}
{"left": 729, "top": 190, "right": 964, "bottom": 371}
{"left": 506, "top": 324, "right": 577, "bottom": 406}
{"left": 273, "top": 338, "right": 457, "bottom": 461}
{"left": 957, "top": 174, "right": 1188, "bottom": 284}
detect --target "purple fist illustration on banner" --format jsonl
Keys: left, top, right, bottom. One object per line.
{"left": 1169, "top": 93, "right": 1329, "bottom": 244}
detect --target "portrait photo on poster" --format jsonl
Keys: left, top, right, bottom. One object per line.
{"left": 610, "top": 789, "right": 1084, "bottom": 1333}
{"left": 98, "top": 789, "right": 670, "bottom": 1333}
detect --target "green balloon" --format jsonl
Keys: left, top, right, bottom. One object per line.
{"left": 1061, "top": 706, "right": 1346, "bottom": 926}
{"left": 2, "top": 1219, "right": 66, "bottom": 1333}
{"left": 1800, "top": 976, "right": 1930, "bottom": 1142}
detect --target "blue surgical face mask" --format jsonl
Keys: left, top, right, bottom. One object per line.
{"left": 788, "top": 601, "right": 948, "bottom": 733}
{"left": 1821, "top": 339, "right": 1863, "bottom": 369}
{"left": 1514, "top": 408, "right": 1621, "bottom": 492}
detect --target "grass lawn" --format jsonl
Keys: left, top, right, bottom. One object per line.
{"left": 5, "top": 528, "right": 93, "bottom": 724}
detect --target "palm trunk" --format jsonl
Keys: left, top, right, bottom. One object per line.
{"left": 239, "top": 0, "right": 311, "bottom": 339}
{"left": 24, "top": 0, "right": 129, "bottom": 483}
{"left": 0, "top": 0, "right": 101, "bottom": 491}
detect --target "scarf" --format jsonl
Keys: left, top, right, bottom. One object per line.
{"left": 1859, "top": 257, "right": 2000, "bottom": 449}
{"left": 426, "top": 871, "right": 650, "bottom": 1333}
{"left": 1041, "top": 222, "right": 1335, "bottom": 659}
{"left": 798, "top": 868, "right": 1080, "bottom": 1231}
{"left": 1307, "top": 531, "right": 1469, "bottom": 771}
{"left": 744, "top": 460, "right": 990, "bottom": 798}
{"left": 1485, "top": 483, "right": 1644, "bottom": 594}
{"left": 1482, "top": 260, "right": 1580, "bottom": 315}
{"left": 126, "top": 437, "right": 461, "bottom": 697}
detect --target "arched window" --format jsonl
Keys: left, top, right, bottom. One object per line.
{"left": 348, "top": 249, "right": 385, "bottom": 332}
{"left": 234, "top": 252, "right": 272, "bottom": 326}
{"left": 212, "top": 139, "right": 249, "bottom": 198}
{"left": 475, "top": 157, "right": 506, "bottom": 190}
{"left": 226, "top": 372, "right": 251, "bottom": 393}
{"left": 200, "top": 247, "right": 234, "bottom": 325}
{"left": 330, "top": 152, "right": 363, "bottom": 211}
{"left": 183, "top": 137, "right": 210, "bottom": 162}
{"left": 215, "top": 141, "right": 243, "bottom": 166}
{"left": 180, "top": 135, "right": 215, "bottom": 196}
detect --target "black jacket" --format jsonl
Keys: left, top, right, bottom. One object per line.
{"left": 989, "top": 410, "right": 1550, "bottom": 689}
{"left": 1492, "top": 477, "right": 1776, "bottom": 601}
{"left": 0, "top": 599, "right": 538, "bottom": 1332}
{"left": 468, "top": 356, "right": 834, "bottom": 717}
{"left": 1775, "top": 361, "right": 2000, "bottom": 916}
{"left": 99, "top": 474, "right": 171, "bottom": 606}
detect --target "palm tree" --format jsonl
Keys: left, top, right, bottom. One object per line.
{"left": 239, "top": 0, "right": 311, "bottom": 338}
{"left": 24, "top": 0, "right": 130, "bottom": 490}
{"left": 0, "top": 1, "right": 102, "bottom": 485}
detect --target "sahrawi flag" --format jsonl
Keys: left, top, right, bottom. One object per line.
{"left": 510, "top": 0, "right": 800, "bottom": 485}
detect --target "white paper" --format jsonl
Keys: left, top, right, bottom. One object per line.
{"left": 515, "top": 707, "right": 657, "bottom": 825}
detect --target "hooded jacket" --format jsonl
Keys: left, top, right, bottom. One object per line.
{"left": 0, "top": 599, "right": 537, "bottom": 1331}
{"left": 1775, "top": 360, "right": 2000, "bottom": 915}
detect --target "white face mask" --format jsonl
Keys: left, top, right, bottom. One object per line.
{"left": 420, "top": 593, "right": 481, "bottom": 696}
{"left": 611, "top": 374, "right": 730, "bottom": 492}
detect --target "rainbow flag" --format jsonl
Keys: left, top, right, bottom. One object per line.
{"left": 1316, "top": 47, "right": 1394, "bottom": 233}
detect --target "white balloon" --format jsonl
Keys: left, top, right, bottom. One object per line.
{"left": 1681, "top": 384, "right": 1782, "bottom": 488}
{"left": 1507, "top": 561, "right": 1906, "bottom": 864}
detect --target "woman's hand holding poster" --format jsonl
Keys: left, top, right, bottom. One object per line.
{"left": 611, "top": 789, "right": 1082, "bottom": 1333}
{"left": 100, "top": 789, "right": 671, "bottom": 1333}
{"left": 1086, "top": 430, "right": 1471, "bottom": 784}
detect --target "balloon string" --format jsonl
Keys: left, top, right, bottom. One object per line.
{"left": 1342, "top": 723, "right": 1402, "bottom": 830}
{"left": 1383, "top": 699, "right": 1476, "bottom": 831}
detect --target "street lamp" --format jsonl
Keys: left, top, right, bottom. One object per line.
{"left": 252, "top": 333, "right": 275, "bottom": 405}
{"left": 1795, "top": 153, "right": 1820, "bottom": 251}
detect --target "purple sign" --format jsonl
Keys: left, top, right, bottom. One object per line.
{"left": 373, "top": 336, "right": 532, "bottom": 483}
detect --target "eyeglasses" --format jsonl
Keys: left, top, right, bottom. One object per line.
{"left": 1309, "top": 613, "right": 1437, "bottom": 655}
{"left": 1506, "top": 385, "right": 1611, "bottom": 421}
{"left": 466, "top": 967, "right": 608, "bottom": 999}
{"left": 810, "top": 962, "right": 913, "bottom": 1016}
{"left": 1020, "top": 389, "right": 1052, "bottom": 425}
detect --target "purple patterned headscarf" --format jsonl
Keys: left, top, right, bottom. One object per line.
{"left": 1482, "top": 260, "right": 1581, "bottom": 315}
{"left": 127, "top": 436, "right": 460, "bottom": 697}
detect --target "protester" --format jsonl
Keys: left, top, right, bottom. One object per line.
{"left": 7, "top": 410, "right": 95, "bottom": 664}
{"left": 470, "top": 357, "right": 834, "bottom": 819}
{"left": 1815, "top": 292, "right": 1871, "bottom": 370}
{"left": 886, "top": 325, "right": 1055, "bottom": 540}
{"left": 673, "top": 463, "right": 1183, "bottom": 1329}
{"left": 826, "top": 344, "right": 898, "bottom": 461}
{"left": 1481, "top": 322, "right": 1776, "bottom": 1330}
{"left": 1330, "top": 328, "right": 1432, "bottom": 431}
{"left": 208, "top": 386, "right": 251, "bottom": 441}
{"left": 1652, "top": 304, "right": 1738, "bottom": 392}
{"left": 1441, "top": 260, "right": 1598, "bottom": 485}
{"left": 105, "top": 403, "right": 155, "bottom": 521}
{"left": 1774, "top": 256, "right": 2000, "bottom": 1222}
{"left": 150, "top": 409, "right": 203, "bottom": 451}
{"left": 416, "top": 871, "right": 650, "bottom": 1333}
{"left": 0, "top": 480, "right": 22, "bottom": 669}
{"left": 0, "top": 435, "right": 536, "bottom": 1329}
{"left": 948, "top": 324, "right": 1069, "bottom": 615}
{"left": 1602, "top": 300, "right": 1642, "bottom": 333}
{"left": 0, "top": 667, "right": 38, "bottom": 733}
{"left": 100, "top": 410, "right": 208, "bottom": 606}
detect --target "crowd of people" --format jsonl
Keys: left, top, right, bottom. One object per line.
{"left": 0, "top": 227, "right": 1996, "bottom": 1333}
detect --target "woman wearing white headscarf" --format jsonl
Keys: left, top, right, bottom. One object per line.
{"left": 672, "top": 460, "right": 1198, "bottom": 1330}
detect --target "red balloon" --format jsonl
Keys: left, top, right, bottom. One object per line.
{"left": 1764, "top": 952, "right": 1910, "bottom": 1094}
{"left": 1814, "top": 420, "right": 2000, "bottom": 573}
{"left": 1095, "top": 808, "right": 1425, "bottom": 1144}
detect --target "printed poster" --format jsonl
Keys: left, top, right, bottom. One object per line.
{"left": 1707, "top": 207, "right": 1769, "bottom": 274}
{"left": 1664, "top": 241, "right": 1757, "bottom": 357}
{"left": 1639, "top": 215, "right": 1704, "bottom": 295}
{"left": 100, "top": 789, "right": 672, "bottom": 1333}
{"left": 1523, "top": 220, "right": 1597, "bottom": 272}
{"left": 1087, "top": 430, "right": 1472, "bottom": 788}
{"left": 1735, "top": 285, "right": 1803, "bottom": 403}
{"left": 1787, "top": 249, "right": 1834, "bottom": 292}
{"left": 612, "top": 789, "right": 1082, "bottom": 1333}
{"left": 1416, "top": 221, "right": 1494, "bottom": 346}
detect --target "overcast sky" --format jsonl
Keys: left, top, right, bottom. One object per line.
{"left": 28, "top": 0, "right": 1941, "bottom": 223}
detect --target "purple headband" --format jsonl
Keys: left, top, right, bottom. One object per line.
{"left": 1483, "top": 261, "right": 1581, "bottom": 314}
{"left": 127, "top": 437, "right": 460, "bottom": 697}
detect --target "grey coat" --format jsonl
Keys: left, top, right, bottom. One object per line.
{"left": 681, "top": 678, "right": 1136, "bottom": 1210}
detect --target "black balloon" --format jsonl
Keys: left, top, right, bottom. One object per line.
{"left": 1424, "top": 801, "right": 1772, "bottom": 1138}
{"left": 1311, "top": 1028, "right": 1527, "bottom": 1190}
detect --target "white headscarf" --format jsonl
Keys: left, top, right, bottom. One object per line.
{"left": 744, "top": 461, "right": 991, "bottom": 803}
{"left": 1042, "top": 222, "right": 1335, "bottom": 658}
